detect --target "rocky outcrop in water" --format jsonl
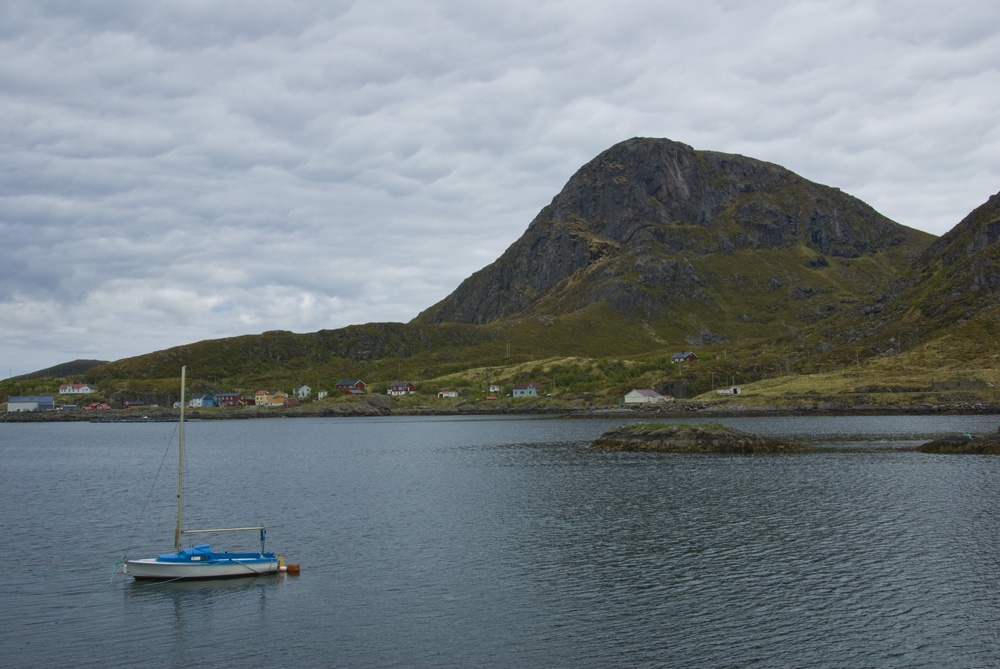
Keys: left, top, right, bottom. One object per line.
{"left": 918, "top": 432, "right": 1000, "bottom": 454}
{"left": 590, "top": 422, "right": 805, "bottom": 453}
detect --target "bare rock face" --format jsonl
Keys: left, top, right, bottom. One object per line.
{"left": 829, "top": 188, "right": 1000, "bottom": 347}
{"left": 914, "top": 190, "right": 1000, "bottom": 315}
{"left": 414, "top": 137, "right": 929, "bottom": 327}
{"left": 590, "top": 422, "right": 805, "bottom": 453}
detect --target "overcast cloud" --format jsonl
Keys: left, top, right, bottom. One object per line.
{"left": 2, "top": 0, "right": 998, "bottom": 374}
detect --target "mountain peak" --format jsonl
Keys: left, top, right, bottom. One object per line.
{"left": 414, "top": 137, "right": 933, "bottom": 334}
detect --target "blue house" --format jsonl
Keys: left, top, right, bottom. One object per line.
{"left": 188, "top": 394, "right": 217, "bottom": 408}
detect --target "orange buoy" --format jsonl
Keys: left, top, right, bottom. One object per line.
{"left": 286, "top": 563, "right": 301, "bottom": 574}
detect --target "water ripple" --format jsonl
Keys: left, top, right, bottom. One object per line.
{"left": 3, "top": 416, "right": 1000, "bottom": 667}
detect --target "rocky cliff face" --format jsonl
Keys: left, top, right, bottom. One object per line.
{"left": 777, "top": 188, "right": 1000, "bottom": 356}
{"left": 413, "top": 137, "right": 932, "bottom": 329}
{"left": 905, "top": 189, "right": 1000, "bottom": 321}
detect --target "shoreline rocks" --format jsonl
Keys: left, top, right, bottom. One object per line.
{"left": 918, "top": 433, "right": 1000, "bottom": 454}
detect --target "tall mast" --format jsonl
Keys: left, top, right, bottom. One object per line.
{"left": 174, "top": 365, "right": 186, "bottom": 552}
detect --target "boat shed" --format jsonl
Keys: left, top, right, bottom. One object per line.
{"left": 7, "top": 395, "right": 56, "bottom": 412}
{"left": 624, "top": 389, "right": 672, "bottom": 404}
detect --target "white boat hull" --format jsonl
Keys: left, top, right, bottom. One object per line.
{"left": 125, "top": 554, "right": 279, "bottom": 580}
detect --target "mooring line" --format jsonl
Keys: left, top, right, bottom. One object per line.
{"left": 55, "top": 560, "right": 124, "bottom": 626}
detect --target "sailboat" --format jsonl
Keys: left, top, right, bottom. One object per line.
{"left": 124, "top": 366, "right": 280, "bottom": 580}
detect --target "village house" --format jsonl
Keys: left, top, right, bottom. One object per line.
{"left": 58, "top": 383, "right": 97, "bottom": 394}
{"left": 717, "top": 386, "right": 741, "bottom": 396}
{"left": 512, "top": 381, "right": 543, "bottom": 398}
{"left": 188, "top": 394, "right": 217, "bottom": 408}
{"left": 317, "top": 390, "right": 328, "bottom": 400}
{"left": 388, "top": 382, "right": 417, "bottom": 396}
{"left": 335, "top": 379, "right": 366, "bottom": 393}
{"left": 437, "top": 390, "right": 458, "bottom": 398}
{"left": 293, "top": 384, "right": 311, "bottom": 400}
{"left": 624, "top": 389, "right": 673, "bottom": 404}
{"left": 255, "top": 390, "right": 290, "bottom": 407}
{"left": 671, "top": 351, "right": 699, "bottom": 363}
{"left": 6, "top": 395, "right": 55, "bottom": 412}
{"left": 216, "top": 392, "right": 253, "bottom": 407}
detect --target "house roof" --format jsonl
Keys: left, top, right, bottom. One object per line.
{"left": 512, "top": 381, "right": 542, "bottom": 389}
{"left": 629, "top": 389, "right": 664, "bottom": 398}
{"left": 335, "top": 379, "right": 364, "bottom": 386}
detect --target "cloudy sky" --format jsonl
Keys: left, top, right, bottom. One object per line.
{"left": 2, "top": 1, "right": 999, "bottom": 374}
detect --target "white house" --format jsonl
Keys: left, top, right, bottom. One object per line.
{"left": 317, "top": 390, "right": 328, "bottom": 400}
{"left": 512, "top": 382, "right": 542, "bottom": 397}
{"left": 59, "top": 383, "right": 96, "bottom": 394}
{"left": 489, "top": 384, "right": 500, "bottom": 394}
{"left": 188, "top": 394, "right": 216, "bottom": 408}
{"left": 437, "top": 390, "right": 458, "bottom": 398}
{"left": 294, "top": 384, "right": 311, "bottom": 400}
{"left": 717, "top": 386, "right": 741, "bottom": 396}
{"left": 624, "top": 389, "right": 671, "bottom": 404}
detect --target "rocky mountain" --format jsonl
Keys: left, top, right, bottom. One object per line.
{"left": 413, "top": 138, "right": 934, "bottom": 345}
{"left": 829, "top": 188, "right": 1000, "bottom": 348}
{"left": 911, "top": 189, "right": 1000, "bottom": 323}
{"left": 37, "top": 137, "right": 982, "bottom": 393}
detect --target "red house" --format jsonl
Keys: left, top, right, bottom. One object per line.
{"left": 388, "top": 382, "right": 417, "bottom": 396}
{"left": 335, "top": 379, "right": 366, "bottom": 392}
{"left": 216, "top": 392, "right": 253, "bottom": 407}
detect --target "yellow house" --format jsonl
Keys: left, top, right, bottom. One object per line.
{"left": 255, "top": 390, "right": 289, "bottom": 407}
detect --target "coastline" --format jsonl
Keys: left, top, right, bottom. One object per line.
{"left": 4, "top": 398, "right": 1000, "bottom": 422}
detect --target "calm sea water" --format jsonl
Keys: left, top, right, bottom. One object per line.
{"left": 2, "top": 414, "right": 1000, "bottom": 667}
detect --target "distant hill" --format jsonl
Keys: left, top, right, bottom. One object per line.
{"left": 10, "top": 359, "right": 109, "bottom": 381}
{"left": 413, "top": 137, "right": 933, "bottom": 347}
{"left": 66, "top": 138, "right": 1000, "bottom": 400}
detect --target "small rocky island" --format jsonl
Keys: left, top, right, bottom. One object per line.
{"left": 918, "top": 432, "right": 1000, "bottom": 454}
{"left": 591, "top": 422, "right": 805, "bottom": 454}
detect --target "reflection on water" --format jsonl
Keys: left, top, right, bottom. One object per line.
{"left": 123, "top": 575, "right": 285, "bottom": 661}
{"left": 2, "top": 415, "right": 1000, "bottom": 667}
